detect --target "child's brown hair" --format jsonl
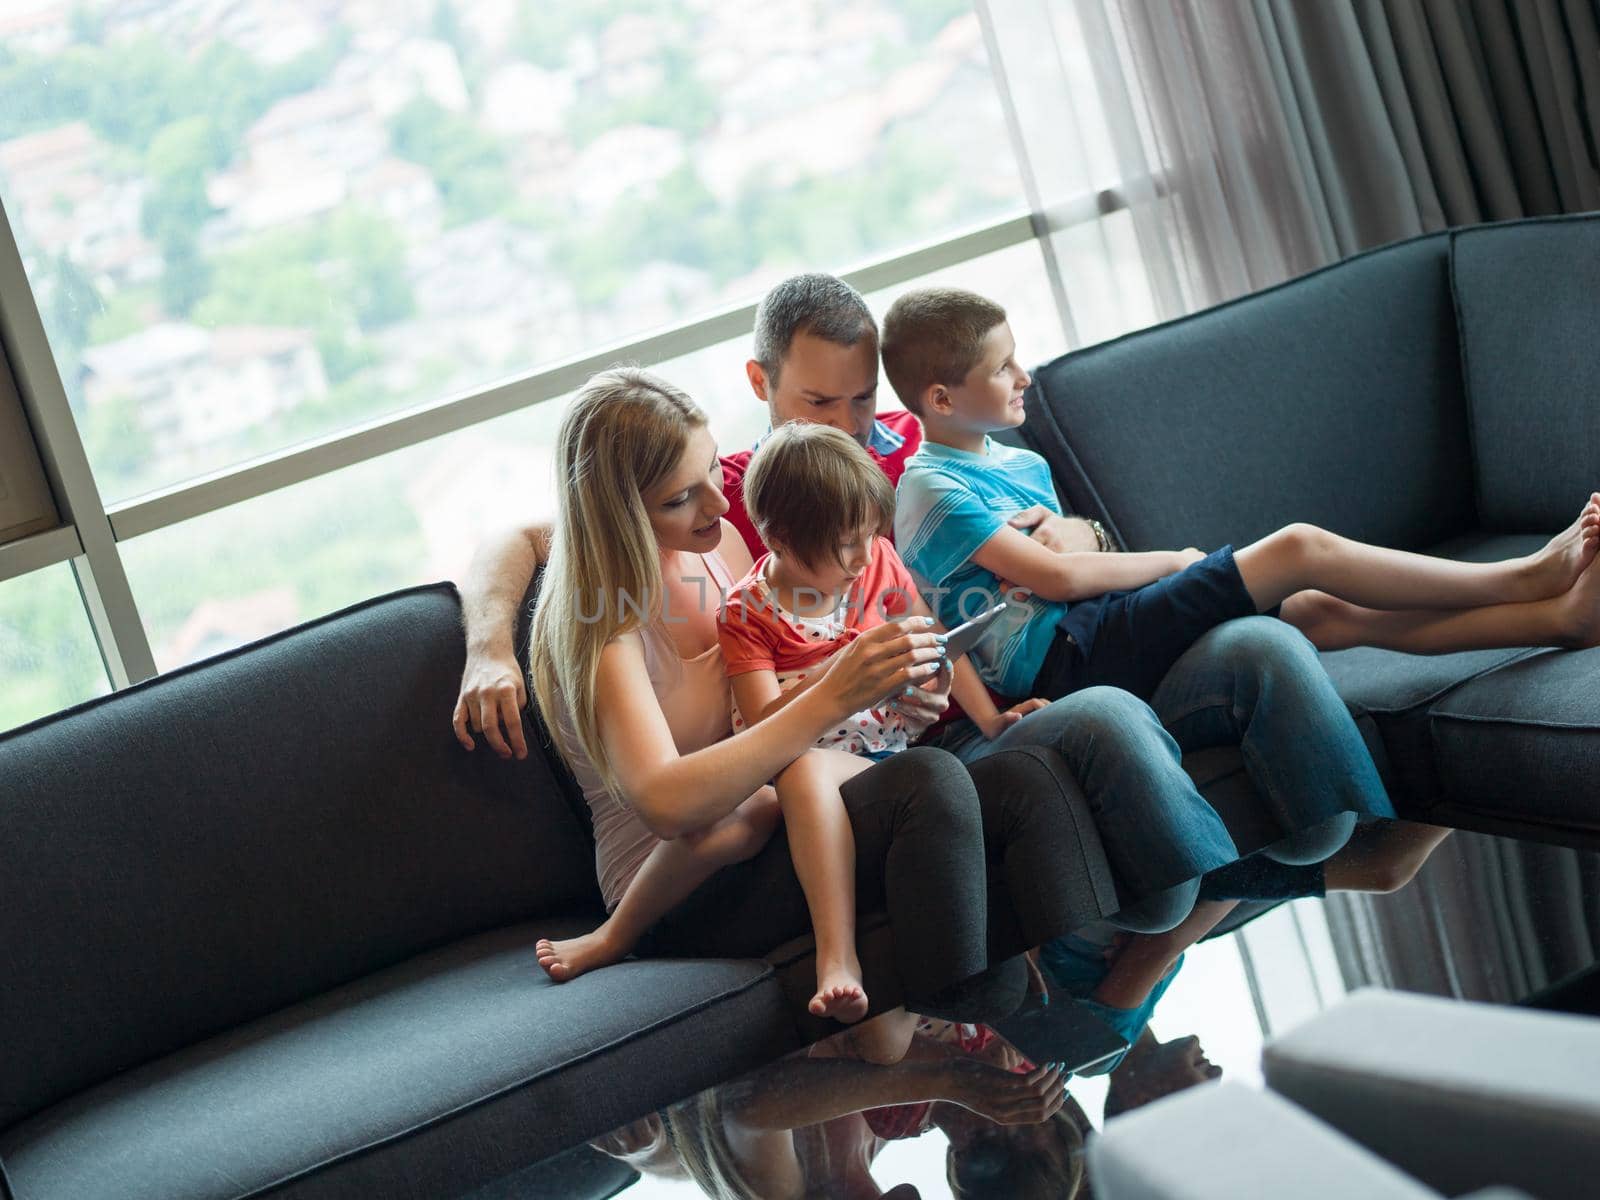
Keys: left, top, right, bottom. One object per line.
{"left": 743, "top": 422, "right": 895, "bottom": 570}
{"left": 881, "top": 287, "right": 1008, "bottom": 415}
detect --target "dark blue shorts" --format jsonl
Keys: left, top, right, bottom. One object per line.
{"left": 1032, "top": 545, "right": 1269, "bottom": 702}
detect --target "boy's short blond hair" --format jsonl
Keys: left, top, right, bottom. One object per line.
{"left": 881, "top": 287, "right": 1008, "bottom": 415}
{"left": 743, "top": 422, "right": 895, "bottom": 569}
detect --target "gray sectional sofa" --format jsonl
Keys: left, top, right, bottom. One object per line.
{"left": 0, "top": 582, "right": 1111, "bottom": 1200}
{"left": 1091, "top": 989, "right": 1600, "bottom": 1199}
{"left": 0, "top": 587, "right": 787, "bottom": 1199}
{"left": 1020, "top": 211, "right": 1600, "bottom": 850}
{"left": 2, "top": 213, "right": 1593, "bottom": 1199}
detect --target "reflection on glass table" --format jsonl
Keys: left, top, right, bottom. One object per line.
{"left": 2, "top": 1, "right": 1022, "bottom": 502}
{"left": 490, "top": 972, "right": 1228, "bottom": 1200}
{"left": 472, "top": 827, "right": 1600, "bottom": 1199}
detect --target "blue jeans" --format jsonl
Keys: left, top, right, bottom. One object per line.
{"left": 928, "top": 617, "right": 1393, "bottom": 932}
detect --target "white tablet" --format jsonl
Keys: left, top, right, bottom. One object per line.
{"left": 943, "top": 602, "right": 1009, "bottom": 661}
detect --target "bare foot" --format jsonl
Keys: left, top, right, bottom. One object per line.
{"left": 1548, "top": 544, "right": 1600, "bottom": 649}
{"left": 1526, "top": 494, "right": 1600, "bottom": 598}
{"left": 1105, "top": 1032, "right": 1221, "bottom": 1117}
{"left": 809, "top": 962, "right": 870, "bottom": 1023}
{"left": 535, "top": 927, "right": 626, "bottom": 982}
{"left": 1323, "top": 820, "right": 1452, "bottom": 894}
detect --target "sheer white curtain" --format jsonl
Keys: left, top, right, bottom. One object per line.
{"left": 978, "top": 0, "right": 1451, "bottom": 326}
{"left": 980, "top": 0, "right": 1337, "bottom": 330}
{"left": 979, "top": 0, "right": 1600, "bottom": 1003}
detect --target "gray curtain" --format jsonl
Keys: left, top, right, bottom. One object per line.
{"left": 983, "top": 0, "right": 1600, "bottom": 1001}
{"left": 1111, "top": 0, "right": 1600, "bottom": 296}
{"left": 1326, "top": 833, "right": 1600, "bottom": 1003}
{"left": 982, "top": 0, "right": 1600, "bottom": 318}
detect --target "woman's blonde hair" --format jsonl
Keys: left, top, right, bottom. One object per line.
{"left": 946, "top": 1107, "right": 1086, "bottom": 1199}
{"left": 528, "top": 367, "right": 707, "bottom": 793}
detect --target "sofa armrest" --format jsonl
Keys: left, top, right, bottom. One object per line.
{"left": 1088, "top": 1081, "right": 1440, "bottom": 1199}
{"left": 1263, "top": 989, "right": 1600, "bottom": 1200}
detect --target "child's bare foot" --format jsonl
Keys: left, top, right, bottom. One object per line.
{"left": 809, "top": 960, "right": 870, "bottom": 1023}
{"left": 1104, "top": 1032, "right": 1221, "bottom": 1117}
{"left": 535, "top": 927, "right": 626, "bottom": 982}
{"left": 1526, "top": 494, "right": 1600, "bottom": 598}
{"left": 1554, "top": 549, "right": 1600, "bottom": 649}
{"left": 810, "top": 1007, "right": 918, "bottom": 1062}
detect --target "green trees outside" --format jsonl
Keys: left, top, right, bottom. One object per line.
{"left": 195, "top": 207, "right": 415, "bottom": 380}
{"left": 1, "top": 0, "right": 1009, "bottom": 730}
{"left": 388, "top": 97, "right": 509, "bottom": 227}
{"left": 0, "top": 568, "right": 109, "bottom": 732}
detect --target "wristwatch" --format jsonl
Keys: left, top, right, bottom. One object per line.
{"left": 1087, "top": 518, "right": 1111, "bottom": 553}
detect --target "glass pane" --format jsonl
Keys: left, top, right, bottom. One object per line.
{"left": 866, "top": 238, "right": 1069, "bottom": 404}
{"left": 0, "top": 564, "right": 109, "bottom": 733}
{"left": 1050, "top": 207, "right": 1160, "bottom": 348}
{"left": 117, "top": 322, "right": 774, "bottom": 671}
{"left": 1, "top": 1, "right": 1022, "bottom": 503}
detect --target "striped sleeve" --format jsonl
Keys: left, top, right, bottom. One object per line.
{"left": 895, "top": 467, "right": 1006, "bottom": 588}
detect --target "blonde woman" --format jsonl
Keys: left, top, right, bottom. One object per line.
{"left": 529, "top": 368, "right": 1001, "bottom": 1010}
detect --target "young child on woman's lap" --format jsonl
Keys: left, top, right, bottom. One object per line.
{"left": 718, "top": 422, "right": 1041, "bottom": 1021}
{"left": 539, "top": 422, "right": 1028, "bottom": 1021}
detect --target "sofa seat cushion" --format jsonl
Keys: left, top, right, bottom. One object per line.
{"left": 0, "top": 921, "right": 792, "bottom": 1200}
{"left": 1308, "top": 534, "right": 1565, "bottom": 820}
{"left": 1088, "top": 1080, "right": 1440, "bottom": 1200}
{"left": 1263, "top": 990, "right": 1600, "bottom": 1200}
{"left": 1429, "top": 644, "right": 1600, "bottom": 842}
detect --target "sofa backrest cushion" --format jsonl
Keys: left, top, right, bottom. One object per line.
{"left": 1450, "top": 214, "right": 1600, "bottom": 532}
{"left": 1022, "top": 232, "right": 1476, "bottom": 552}
{"left": 516, "top": 564, "right": 595, "bottom": 840}
{"left": 0, "top": 584, "right": 602, "bottom": 1127}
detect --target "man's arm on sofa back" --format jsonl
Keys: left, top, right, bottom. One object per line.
{"left": 453, "top": 521, "right": 551, "bottom": 759}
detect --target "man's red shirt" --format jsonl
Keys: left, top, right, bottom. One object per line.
{"left": 718, "top": 409, "right": 923, "bottom": 560}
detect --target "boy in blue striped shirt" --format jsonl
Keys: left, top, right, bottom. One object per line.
{"left": 888, "top": 287, "right": 1600, "bottom": 706}
{"left": 887, "top": 284, "right": 1597, "bottom": 1053}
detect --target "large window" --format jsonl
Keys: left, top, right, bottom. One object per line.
{"left": 0, "top": 0, "right": 1159, "bottom": 725}
{"left": 2, "top": 0, "right": 1022, "bottom": 503}
{"left": 0, "top": 565, "right": 107, "bottom": 732}
{"left": 117, "top": 240, "right": 1066, "bottom": 675}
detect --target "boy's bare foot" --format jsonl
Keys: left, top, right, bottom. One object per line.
{"left": 535, "top": 927, "right": 626, "bottom": 982}
{"left": 1526, "top": 494, "right": 1600, "bottom": 598}
{"left": 1554, "top": 550, "right": 1600, "bottom": 649}
{"left": 810, "top": 961, "right": 870, "bottom": 1023}
{"left": 1104, "top": 1032, "right": 1221, "bottom": 1118}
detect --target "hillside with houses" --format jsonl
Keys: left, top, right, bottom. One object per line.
{"left": 0, "top": 0, "right": 1008, "bottom": 499}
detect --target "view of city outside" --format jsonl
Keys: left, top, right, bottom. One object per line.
{"left": 0, "top": 0, "right": 1043, "bottom": 732}
{"left": 116, "top": 240, "right": 1066, "bottom": 675}
{"left": 0, "top": 563, "right": 107, "bottom": 726}
{"left": 3, "top": 0, "right": 1024, "bottom": 501}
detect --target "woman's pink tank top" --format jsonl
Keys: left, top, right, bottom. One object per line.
{"left": 551, "top": 550, "right": 737, "bottom": 911}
